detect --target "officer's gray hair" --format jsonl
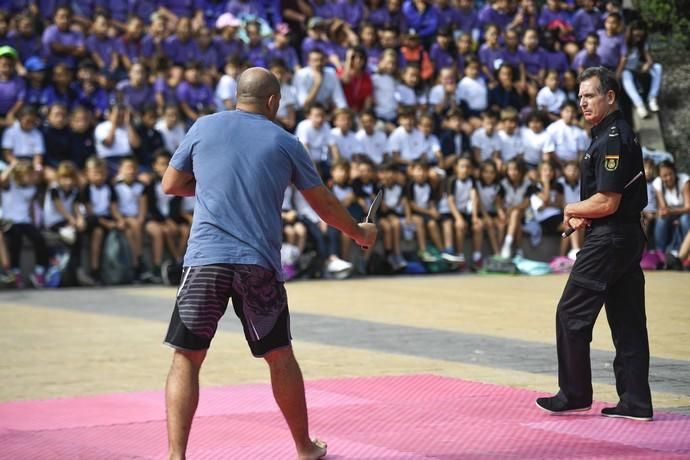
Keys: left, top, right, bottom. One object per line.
{"left": 578, "top": 66, "right": 620, "bottom": 99}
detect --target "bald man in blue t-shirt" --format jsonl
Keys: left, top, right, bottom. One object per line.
{"left": 162, "top": 67, "right": 376, "bottom": 460}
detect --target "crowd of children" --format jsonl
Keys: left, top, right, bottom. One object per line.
{"left": 0, "top": 0, "right": 688, "bottom": 288}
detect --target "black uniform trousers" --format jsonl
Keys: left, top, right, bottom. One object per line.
{"left": 555, "top": 220, "right": 652, "bottom": 414}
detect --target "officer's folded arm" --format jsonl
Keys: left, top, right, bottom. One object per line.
{"left": 563, "top": 192, "right": 622, "bottom": 229}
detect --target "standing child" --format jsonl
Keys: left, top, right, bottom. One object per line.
{"left": 0, "top": 160, "right": 48, "bottom": 287}
{"left": 475, "top": 160, "right": 506, "bottom": 257}
{"left": 327, "top": 160, "right": 360, "bottom": 267}
{"left": 405, "top": 160, "right": 444, "bottom": 262}
{"left": 558, "top": 160, "right": 583, "bottom": 259}
{"left": 499, "top": 159, "right": 531, "bottom": 258}
{"left": 112, "top": 156, "right": 148, "bottom": 281}
{"left": 81, "top": 156, "right": 117, "bottom": 283}
{"left": 2, "top": 105, "right": 45, "bottom": 173}
{"left": 597, "top": 12, "right": 627, "bottom": 78}
{"left": 378, "top": 162, "right": 407, "bottom": 270}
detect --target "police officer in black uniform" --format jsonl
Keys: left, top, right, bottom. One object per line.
{"left": 536, "top": 67, "right": 653, "bottom": 421}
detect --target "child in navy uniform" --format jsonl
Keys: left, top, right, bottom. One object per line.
{"left": 527, "top": 161, "right": 567, "bottom": 254}
{"left": 500, "top": 159, "right": 531, "bottom": 259}
{"left": 378, "top": 162, "right": 407, "bottom": 270}
{"left": 43, "top": 160, "right": 93, "bottom": 285}
{"left": 146, "top": 150, "right": 187, "bottom": 284}
{"left": 405, "top": 160, "right": 443, "bottom": 263}
{"left": 447, "top": 156, "right": 483, "bottom": 267}
{"left": 81, "top": 156, "right": 117, "bottom": 282}
{"left": 328, "top": 160, "right": 359, "bottom": 267}
{"left": 0, "top": 160, "right": 48, "bottom": 288}
{"left": 112, "top": 156, "right": 148, "bottom": 281}
{"left": 476, "top": 160, "right": 506, "bottom": 258}
{"left": 557, "top": 160, "right": 582, "bottom": 259}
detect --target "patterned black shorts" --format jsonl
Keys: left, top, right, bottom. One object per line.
{"left": 164, "top": 264, "right": 291, "bottom": 357}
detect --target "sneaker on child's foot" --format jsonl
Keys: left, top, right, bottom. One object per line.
{"left": 326, "top": 256, "right": 352, "bottom": 273}
{"left": 636, "top": 105, "right": 649, "bottom": 119}
{"left": 0, "top": 269, "right": 15, "bottom": 286}
{"left": 419, "top": 250, "right": 438, "bottom": 263}
{"left": 76, "top": 268, "right": 96, "bottom": 287}
{"left": 567, "top": 248, "right": 580, "bottom": 261}
{"left": 29, "top": 268, "right": 45, "bottom": 288}
{"left": 500, "top": 245, "right": 512, "bottom": 259}
{"left": 648, "top": 98, "right": 659, "bottom": 112}
{"left": 441, "top": 250, "right": 465, "bottom": 263}
{"left": 396, "top": 254, "right": 408, "bottom": 269}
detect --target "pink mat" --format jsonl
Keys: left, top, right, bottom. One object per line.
{"left": 1, "top": 375, "right": 688, "bottom": 459}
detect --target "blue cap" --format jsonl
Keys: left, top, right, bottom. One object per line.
{"left": 25, "top": 56, "right": 47, "bottom": 72}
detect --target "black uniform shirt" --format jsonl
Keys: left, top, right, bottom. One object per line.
{"left": 580, "top": 110, "right": 647, "bottom": 222}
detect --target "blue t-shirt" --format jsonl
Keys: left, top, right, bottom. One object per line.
{"left": 171, "top": 110, "right": 322, "bottom": 279}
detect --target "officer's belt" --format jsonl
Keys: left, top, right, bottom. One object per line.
{"left": 590, "top": 214, "right": 642, "bottom": 226}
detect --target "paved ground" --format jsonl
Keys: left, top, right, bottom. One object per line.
{"left": 1, "top": 271, "right": 688, "bottom": 416}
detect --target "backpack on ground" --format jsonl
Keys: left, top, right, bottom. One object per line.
{"left": 100, "top": 230, "right": 133, "bottom": 285}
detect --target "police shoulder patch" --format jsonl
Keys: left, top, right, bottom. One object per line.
{"left": 605, "top": 155, "right": 619, "bottom": 171}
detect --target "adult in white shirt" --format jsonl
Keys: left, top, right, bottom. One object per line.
{"left": 545, "top": 101, "right": 588, "bottom": 164}
{"left": 355, "top": 110, "right": 388, "bottom": 165}
{"left": 652, "top": 161, "right": 690, "bottom": 252}
{"left": 293, "top": 49, "right": 347, "bottom": 111}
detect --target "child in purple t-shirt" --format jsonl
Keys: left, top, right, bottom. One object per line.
{"left": 164, "top": 18, "right": 199, "bottom": 66}
{"left": 429, "top": 26, "right": 456, "bottom": 74}
{"left": 571, "top": 33, "right": 601, "bottom": 74}
{"left": 245, "top": 20, "right": 270, "bottom": 69}
{"left": 86, "top": 12, "right": 120, "bottom": 81}
{"left": 141, "top": 14, "right": 168, "bottom": 61}
{"left": 519, "top": 28, "right": 546, "bottom": 105}
{"left": 176, "top": 62, "right": 214, "bottom": 122}
{"left": 8, "top": 13, "right": 42, "bottom": 68}
{"left": 478, "top": 23, "right": 502, "bottom": 87}
{"left": 268, "top": 23, "right": 300, "bottom": 73}
{"left": 116, "top": 63, "right": 154, "bottom": 115}
{"left": 75, "top": 60, "right": 109, "bottom": 119}
{"left": 195, "top": 26, "right": 220, "bottom": 82}
{"left": 118, "top": 17, "right": 145, "bottom": 72}
{"left": 597, "top": 12, "right": 627, "bottom": 77}
{"left": 41, "top": 62, "right": 77, "bottom": 112}
{"left": 0, "top": 49, "right": 25, "bottom": 129}
{"left": 41, "top": 7, "right": 86, "bottom": 68}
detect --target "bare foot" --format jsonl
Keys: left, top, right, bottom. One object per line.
{"left": 298, "top": 438, "right": 327, "bottom": 460}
